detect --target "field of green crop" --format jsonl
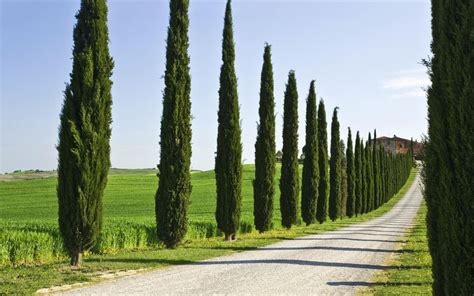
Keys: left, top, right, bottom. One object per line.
{"left": 0, "top": 165, "right": 280, "bottom": 224}
{"left": 0, "top": 165, "right": 284, "bottom": 266}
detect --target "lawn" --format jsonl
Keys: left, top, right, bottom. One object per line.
{"left": 366, "top": 201, "right": 433, "bottom": 295}
{"left": 0, "top": 166, "right": 418, "bottom": 295}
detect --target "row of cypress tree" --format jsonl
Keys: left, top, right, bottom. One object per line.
{"left": 255, "top": 64, "right": 414, "bottom": 230}
{"left": 57, "top": 0, "right": 415, "bottom": 265}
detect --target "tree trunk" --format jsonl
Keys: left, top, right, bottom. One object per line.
{"left": 224, "top": 233, "right": 236, "bottom": 241}
{"left": 70, "top": 251, "right": 82, "bottom": 266}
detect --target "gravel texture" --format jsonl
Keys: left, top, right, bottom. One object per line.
{"left": 63, "top": 174, "right": 422, "bottom": 295}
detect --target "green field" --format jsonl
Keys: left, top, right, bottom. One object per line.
{"left": 0, "top": 166, "right": 276, "bottom": 225}
{"left": 0, "top": 165, "right": 279, "bottom": 267}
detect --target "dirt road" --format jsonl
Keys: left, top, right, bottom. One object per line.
{"left": 64, "top": 174, "right": 422, "bottom": 295}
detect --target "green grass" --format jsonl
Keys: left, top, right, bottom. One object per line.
{"left": 0, "top": 165, "right": 267, "bottom": 224}
{"left": 0, "top": 167, "right": 418, "bottom": 295}
{"left": 366, "top": 201, "right": 433, "bottom": 295}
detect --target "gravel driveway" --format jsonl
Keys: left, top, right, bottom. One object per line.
{"left": 63, "top": 174, "right": 422, "bottom": 295}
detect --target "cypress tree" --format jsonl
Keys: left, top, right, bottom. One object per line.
{"left": 365, "top": 133, "right": 374, "bottom": 212}
{"left": 316, "top": 100, "right": 329, "bottom": 224}
{"left": 339, "top": 140, "right": 347, "bottom": 218}
{"left": 329, "top": 108, "right": 341, "bottom": 221}
{"left": 424, "top": 1, "right": 474, "bottom": 293}
{"left": 155, "top": 0, "right": 192, "bottom": 249}
{"left": 215, "top": 0, "right": 242, "bottom": 241}
{"left": 354, "top": 132, "right": 363, "bottom": 216}
{"left": 378, "top": 148, "right": 384, "bottom": 204}
{"left": 57, "top": 0, "right": 113, "bottom": 266}
{"left": 371, "top": 134, "right": 376, "bottom": 211}
{"left": 360, "top": 140, "right": 367, "bottom": 214}
{"left": 385, "top": 151, "right": 390, "bottom": 201}
{"left": 346, "top": 128, "right": 356, "bottom": 217}
{"left": 301, "top": 81, "right": 319, "bottom": 226}
{"left": 373, "top": 130, "right": 379, "bottom": 209}
{"left": 253, "top": 44, "right": 276, "bottom": 233}
{"left": 379, "top": 147, "right": 386, "bottom": 204}
{"left": 279, "top": 71, "right": 299, "bottom": 229}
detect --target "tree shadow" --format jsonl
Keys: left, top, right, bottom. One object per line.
{"left": 86, "top": 258, "right": 388, "bottom": 270}
{"left": 385, "top": 264, "right": 431, "bottom": 270}
{"left": 292, "top": 237, "right": 406, "bottom": 243}
{"left": 191, "top": 259, "right": 387, "bottom": 270}
{"left": 327, "top": 280, "right": 432, "bottom": 287}
{"left": 86, "top": 258, "right": 195, "bottom": 265}
{"left": 340, "top": 228, "right": 407, "bottom": 234}
{"left": 315, "top": 232, "right": 403, "bottom": 237}
{"left": 205, "top": 245, "right": 401, "bottom": 253}
{"left": 361, "top": 225, "right": 410, "bottom": 229}
{"left": 196, "top": 245, "right": 258, "bottom": 251}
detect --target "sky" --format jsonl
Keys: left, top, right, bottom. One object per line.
{"left": 0, "top": 0, "right": 431, "bottom": 173}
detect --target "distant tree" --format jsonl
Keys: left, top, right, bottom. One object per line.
{"left": 253, "top": 44, "right": 276, "bottom": 233}
{"left": 339, "top": 140, "right": 347, "bottom": 218}
{"left": 275, "top": 150, "right": 283, "bottom": 162}
{"left": 279, "top": 71, "right": 299, "bottom": 229}
{"left": 57, "top": 0, "right": 114, "bottom": 266}
{"left": 329, "top": 108, "right": 341, "bottom": 221}
{"left": 299, "top": 152, "right": 305, "bottom": 164}
{"left": 316, "top": 100, "right": 329, "bottom": 224}
{"left": 346, "top": 128, "right": 356, "bottom": 217}
{"left": 301, "top": 81, "right": 319, "bottom": 226}
{"left": 155, "top": 0, "right": 192, "bottom": 249}
{"left": 354, "top": 132, "right": 363, "bottom": 216}
{"left": 215, "top": 0, "right": 242, "bottom": 241}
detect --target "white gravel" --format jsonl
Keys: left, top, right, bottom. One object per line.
{"left": 62, "top": 174, "right": 422, "bottom": 296}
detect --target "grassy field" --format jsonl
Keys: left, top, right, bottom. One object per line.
{"left": 366, "top": 202, "right": 433, "bottom": 295}
{"left": 0, "top": 166, "right": 418, "bottom": 295}
{"left": 0, "top": 166, "right": 266, "bottom": 224}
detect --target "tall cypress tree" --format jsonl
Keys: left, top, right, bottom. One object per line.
{"left": 379, "top": 147, "right": 386, "bottom": 204}
{"left": 424, "top": 1, "right": 474, "bottom": 293}
{"left": 316, "top": 100, "right": 329, "bottom": 224}
{"left": 329, "top": 108, "right": 341, "bottom": 221}
{"left": 253, "top": 44, "right": 276, "bottom": 233}
{"left": 373, "top": 130, "right": 379, "bottom": 209}
{"left": 360, "top": 140, "right": 367, "bottom": 214}
{"left": 215, "top": 0, "right": 242, "bottom": 241}
{"left": 346, "top": 128, "right": 356, "bottom": 217}
{"left": 155, "top": 0, "right": 192, "bottom": 249}
{"left": 365, "top": 133, "right": 374, "bottom": 212}
{"left": 301, "top": 81, "right": 319, "bottom": 226}
{"left": 57, "top": 0, "right": 113, "bottom": 266}
{"left": 339, "top": 140, "right": 347, "bottom": 218}
{"left": 280, "top": 71, "right": 299, "bottom": 229}
{"left": 354, "top": 132, "right": 363, "bottom": 216}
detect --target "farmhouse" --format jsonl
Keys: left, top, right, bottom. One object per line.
{"left": 375, "top": 135, "right": 424, "bottom": 160}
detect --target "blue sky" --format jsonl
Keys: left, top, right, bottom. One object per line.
{"left": 0, "top": 0, "right": 431, "bottom": 173}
